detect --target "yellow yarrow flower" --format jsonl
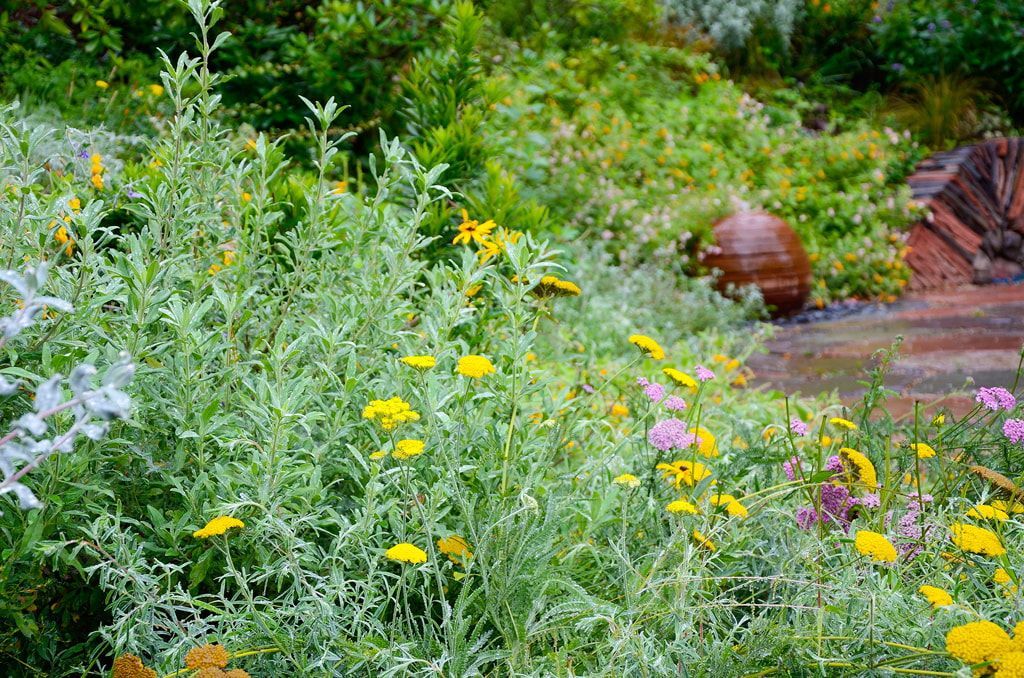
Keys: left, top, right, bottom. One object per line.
{"left": 533, "top": 275, "right": 582, "bottom": 298}
{"left": 993, "top": 500, "right": 1024, "bottom": 514}
{"left": 710, "top": 493, "right": 748, "bottom": 518}
{"left": 689, "top": 426, "right": 719, "bottom": 458}
{"left": 911, "top": 442, "right": 936, "bottom": 459}
{"left": 666, "top": 499, "right": 699, "bottom": 514}
{"left": 967, "top": 504, "right": 1010, "bottom": 522}
{"left": 951, "top": 523, "right": 1006, "bottom": 556}
{"left": 662, "top": 368, "right": 697, "bottom": 392}
{"left": 95, "top": 80, "right": 110, "bottom": 90}
{"left": 111, "top": 654, "right": 156, "bottom": 678}
{"left": 945, "top": 620, "right": 1012, "bottom": 665}
{"left": 995, "top": 651, "right": 1024, "bottom": 677}
{"left": 612, "top": 473, "right": 640, "bottom": 488}
{"left": 628, "top": 334, "right": 664, "bottom": 360}
{"left": 437, "top": 535, "right": 472, "bottom": 563}
{"left": 840, "top": 447, "right": 877, "bottom": 488}
{"left": 392, "top": 439, "right": 425, "bottom": 460}
{"left": 386, "top": 542, "right": 427, "bottom": 564}
{"left": 610, "top": 403, "right": 629, "bottom": 417}
{"left": 854, "top": 530, "right": 897, "bottom": 563}
{"left": 692, "top": 529, "right": 716, "bottom": 552}
{"left": 917, "top": 584, "right": 953, "bottom": 608}
{"left": 457, "top": 355, "right": 495, "bottom": 379}
{"left": 148, "top": 83, "right": 164, "bottom": 97}
{"left": 193, "top": 516, "right": 245, "bottom": 539}
{"left": 362, "top": 396, "right": 420, "bottom": 431}
{"left": 829, "top": 417, "right": 857, "bottom": 430}
{"left": 185, "top": 644, "right": 229, "bottom": 669}
{"left": 400, "top": 355, "right": 436, "bottom": 370}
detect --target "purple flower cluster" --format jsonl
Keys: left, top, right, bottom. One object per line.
{"left": 695, "top": 365, "right": 715, "bottom": 382}
{"left": 789, "top": 417, "right": 809, "bottom": 436}
{"left": 664, "top": 395, "right": 687, "bottom": 411}
{"left": 648, "top": 418, "right": 696, "bottom": 451}
{"left": 637, "top": 377, "right": 665, "bottom": 404}
{"left": 1005, "top": 419, "right": 1024, "bottom": 445}
{"left": 825, "top": 455, "right": 844, "bottom": 473}
{"left": 783, "top": 455, "right": 802, "bottom": 481}
{"left": 976, "top": 386, "right": 1016, "bottom": 411}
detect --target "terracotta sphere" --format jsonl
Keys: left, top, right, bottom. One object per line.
{"left": 703, "top": 212, "right": 811, "bottom": 315}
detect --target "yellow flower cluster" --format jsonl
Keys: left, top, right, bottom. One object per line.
{"left": 690, "top": 426, "right": 719, "bottom": 458}
{"left": 612, "top": 473, "right": 640, "bottom": 488}
{"left": 392, "top": 438, "right": 425, "bottom": 460}
{"left": 51, "top": 196, "right": 81, "bottom": 256}
{"left": 829, "top": 417, "right": 857, "bottom": 431}
{"left": 917, "top": 584, "right": 952, "bottom": 608}
{"left": 910, "top": 442, "right": 936, "bottom": 459}
{"left": 112, "top": 654, "right": 157, "bottom": 678}
{"left": 853, "top": 530, "right": 897, "bottom": 563}
{"left": 532, "top": 275, "right": 582, "bottom": 298}
{"left": 628, "top": 334, "right": 664, "bottom": 360}
{"left": 946, "top": 620, "right": 1012, "bottom": 666}
{"left": 709, "top": 493, "right": 748, "bottom": 518}
{"left": 400, "top": 355, "right": 436, "bottom": 370}
{"left": 90, "top": 153, "right": 104, "bottom": 190}
{"left": 692, "top": 530, "right": 716, "bottom": 552}
{"left": 666, "top": 499, "right": 698, "bottom": 514}
{"left": 208, "top": 248, "right": 237, "bottom": 275}
{"left": 663, "top": 368, "right": 697, "bottom": 392}
{"left": 437, "top": 534, "right": 473, "bottom": 563}
{"left": 193, "top": 516, "right": 245, "bottom": 539}
{"left": 839, "top": 447, "right": 877, "bottom": 488}
{"left": 967, "top": 504, "right": 1010, "bottom": 522}
{"left": 362, "top": 397, "right": 420, "bottom": 431}
{"left": 185, "top": 644, "right": 229, "bottom": 670}
{"left": 951, "top": 522, "right": 1006, "bottom": 556}
{"left": 456, "top": 355, "right": 495, "bottom": 379}
{"left": 386, "top": 542, "right": 427, "bottom": 564}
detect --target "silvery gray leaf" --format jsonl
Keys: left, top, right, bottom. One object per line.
{"left": 102, "top": 359, "right": 135, "bottom": 389}
{"left": 69, "top": 364, "right": 97, "bottom": 396}
{"left": 15, "top": 413, "right": 47, "bottom": 437}
{"left": 88, "top": 389, "right": 131, "bottom": 420}
{"left": 1, "top": 482, "right": 42, "bottom": 510}
{"left": 34, "top": 375, "right": 63, "bottom": 413}
{"left": 80, "top": 422, "right": 109, "bottom": 441}
{"left": 0, "top": 270, "right": 29, "bottom": 298}
{"left": 32, "top": 296, "right": 73, "bottom": 313}
{"left": 0, "top": 375, "right": 20, "bottom": 396}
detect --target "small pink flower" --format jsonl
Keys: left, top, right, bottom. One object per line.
{"left": 695, "top": 365, "right": 715, "bottom": 382}
{"left": 1005, "top": 419, "right": 1024, "bottom": 445}
{"left": 976, "top": 386, "right": 1016, "bottom": 411}
{"left": 790, "top": 417, "right": 808, "bottom": 436}
{"left": 664, "top": 395, "right": 687, "bottom": 411}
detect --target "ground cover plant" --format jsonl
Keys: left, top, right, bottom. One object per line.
{"left": 3, "top": 1, "right": 1024, "bottom": 677}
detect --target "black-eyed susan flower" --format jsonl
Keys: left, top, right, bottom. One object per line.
{"left": 400, "top": 355, "right": 436, "bottom": 370}
{"left": 628, "top": 334, "right": 664, "bottom": 360}
{"left": 437, "top": 535, "right": 473, "bottom": 563}
{"left": 456, "top": 355, "right": 495, "bottom": 379}
{"left": 193, "top": 516, "right": 244, "bottom": 539}
{"left": 853, "top": 530, "right": 896, "bottom": 563}
{"left": 917, "top": 584, "right": 952, "bottom": 608}
{"left": 951, "top": 523, "right": 1005, "bottom": 556}
{"left": 453, "top": 209, "right": 495, "bottom": 246}
{"left": 386, "top": 542, "right": 427, "bottom": 564}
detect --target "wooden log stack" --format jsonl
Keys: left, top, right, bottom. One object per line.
{"left": 905, "top": 138, "right": 1024, "bottom": 290}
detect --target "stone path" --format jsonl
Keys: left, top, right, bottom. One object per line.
{"left": 747, "top": 284, "right": 1024, "bottom": 418}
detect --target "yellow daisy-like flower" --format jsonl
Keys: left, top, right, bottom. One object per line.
{"left": 663, "top": 367, "right": 697, "bottom": 391}
{"left": 666, "top": 499, "right": 699, "bottom": 514}
{"left": 710, "top": 493, "right": 748, "bottom": 518}
{"left": 839, "top": 447, "right": 877, "bottom": 488}
{"left": 386, "top": 542, "right": 427, "bottom": 564}
{"left": 911, "top": 442, "right": 936, "bottom": 459}
{"left": 610, "top": 403, "right": 629, "bottom": 417}
{"left": 945, "top": 620, "right": 1012, "bottom": 665}
{"left": 392, "top": 439, "right": 425, "bottom": 460}
{"left": 437, "top": 535, "right": 473, "bottom": 563}
{"left": 68, "top": 197, "right": 81, "bottom": 210}
{"left": 951, "top": 523, "right": 1006, "bottom": 556}
{"left": 967, "top": 504, "right": 1010, "bottom": 522}
{"left": 689, "top": 426, "right": 719, "bottom": 458}
{"left": 657, "top": 460, "right": 714, "bottom": 488}
{"left": 854, "top": 530, "right": 897, "bottom": 563}
{"left": 453, "top": 209, "right": 496, "bottom": 246}
{"left": 457, "top": 355, "right": 496, "bottom": 379}
{"left": 400, "top": 355, "right": 436, "bottom": 370}
{"left": 692, "top": 529, "right": 716, "bottom": 552}
{"left": 193, "top": 516, "right": 244, "bottom": 539}
{"left": 917, "top": 584, "right": 953, "bottom": 608}
{"left": 612, "top": 473, "right": 641, "bottom": 488}
{"left": 829, "top": 416, "right": 858, "bottom": 430}
{"left": 185, "top": 644, "right": 229, "bottom": 670}
{"left": 628, "top": 334, "right": 665, "bottom": 360}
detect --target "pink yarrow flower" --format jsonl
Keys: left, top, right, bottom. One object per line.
{"left": 790, "top": 417, "right": 809, "bottom": 436}
{"left": 976, "top": 386, "right": 1016, "bottom": 411}
{"left": 637, "top": 377, "right": 666, "bottom": 404}
{"left": 664, "top": 395, "right": 687, "bottom": 411}
{"left": 648, "top": 418, "right": 697, "bottom": 451}
{"left": 695, "top": 365, "right": 715, "bottom": 382}
{"left": 1005, "top": 419, "right": 1024, "bottom": 445}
